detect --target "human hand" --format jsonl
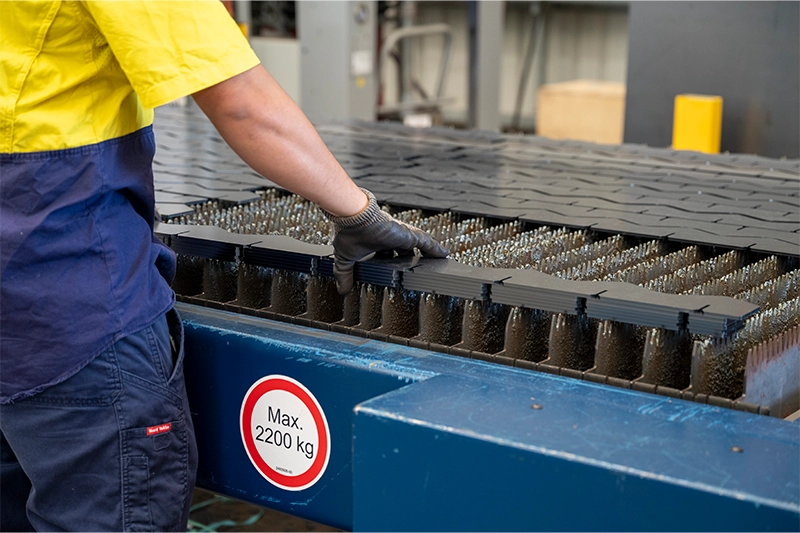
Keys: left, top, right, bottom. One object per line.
{"left": 323, "top": 189, "right": 449, "bottom": 294}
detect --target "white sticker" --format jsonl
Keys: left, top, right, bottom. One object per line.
{"left": 351, "top": 50, "right": 373, "bottom": 76}
{"left": 240, "top": 375, "right": 331, "bottom": 491}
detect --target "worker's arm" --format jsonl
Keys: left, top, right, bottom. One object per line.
{"left": 192, "top": 64, "right": 367, "bottom": 217}
{"left": 191, "top": 64, "right": 448, "bottom": 293}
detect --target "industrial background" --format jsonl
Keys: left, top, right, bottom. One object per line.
{"left": 156, "top": 1, "right": 798, "bottom": 531}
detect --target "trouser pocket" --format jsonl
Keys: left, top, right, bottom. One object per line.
{"left": 121, "top": 418, "right": 189, "bottom": 532}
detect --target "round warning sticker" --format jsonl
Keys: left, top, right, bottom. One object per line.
{"left": 240, "top": 375, "right": 330, "bottom": 491}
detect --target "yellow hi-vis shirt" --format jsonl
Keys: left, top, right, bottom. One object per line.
{"left": 0, "top": 0, "right": 260, "bottom": 153}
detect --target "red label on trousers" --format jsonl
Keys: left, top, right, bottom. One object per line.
{"left": 147, "top": 423, "right": 171, "bottom": 436}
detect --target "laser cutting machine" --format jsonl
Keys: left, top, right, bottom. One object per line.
{"left": 153, "top": 106, "right": 799, "bottom": 531}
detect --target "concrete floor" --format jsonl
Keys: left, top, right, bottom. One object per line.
{"left": 189, "top": 488, "right": 340, "bottom": 532}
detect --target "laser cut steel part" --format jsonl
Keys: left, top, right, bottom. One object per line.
{"left": 154, "top": 107, "right": 799, "bottom": 260}
{"left": 157, "top": 223, "right": 264, "bottom": 261}
{"left": 154, "top": 223, "right": 760, "bottom": 338}
{"left": 486, "top": 266, "right": 758, "bottom": 337}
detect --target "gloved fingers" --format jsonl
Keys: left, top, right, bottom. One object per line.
{"left": 407, "top": 227, "right": 449, "bottom": 258}
{"left": 381, "top": 223, "right": 449, "bottom": 258}
{"left": 420, "top": 240, "right": 449, "bottom": 258}
{"left": 333, "top": 256, "right": 356, "bottom": 295}
{"left": 379, "top": 219, "right": 429, "bottom": 254}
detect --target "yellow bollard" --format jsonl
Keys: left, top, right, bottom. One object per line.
{"left": 672, "top": 94, "right": 723, "bottom": 154}
{"left": 237, "top": 22, "right": 249, "bottom": 38}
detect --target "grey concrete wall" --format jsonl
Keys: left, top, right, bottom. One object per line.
{"left": 624, "top": 1, "right": 799, "bottom": 158}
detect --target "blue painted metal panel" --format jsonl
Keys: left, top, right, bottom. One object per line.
{"left": 178, "top": 303, "right": 800, "bottom": 531}
{"left": 353, "top": 374, "right": 800, "bottom": 531}
{"left": 180, "top": 303, "right": 431, "bottom": 530}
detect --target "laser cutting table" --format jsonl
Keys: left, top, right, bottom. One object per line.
{"left": 153, "top": 106, "right": 799, "bottom": 531}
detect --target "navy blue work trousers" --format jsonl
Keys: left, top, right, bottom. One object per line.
{"left": 0, "top": 309, "right": 198, "bottom": 531}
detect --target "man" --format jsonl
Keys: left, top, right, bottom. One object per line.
{"left": 0, "top": 1, "right": 446, "bottom": 530}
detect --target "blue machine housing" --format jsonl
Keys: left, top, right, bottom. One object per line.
{"left": 180, "top": 302, "right": 799, "bottom": 531}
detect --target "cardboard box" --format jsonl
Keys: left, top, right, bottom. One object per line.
{"left": 536, "top": 80, "right": 626, "bottom": 144}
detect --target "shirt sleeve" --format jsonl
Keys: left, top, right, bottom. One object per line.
{"left": 83, "top": 0, "right": 261, "bottom": 109}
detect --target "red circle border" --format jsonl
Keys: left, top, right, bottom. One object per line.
{"left": 241, "top": 376, "right": 329, "bottom": 490}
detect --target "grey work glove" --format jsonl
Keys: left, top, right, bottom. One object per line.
{"left": 323, "top": 188, "right": 449, "bottom": 294}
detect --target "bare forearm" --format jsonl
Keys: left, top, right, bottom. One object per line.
{"left": 192, "top": 65, "right": 367, "bottom": 217}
